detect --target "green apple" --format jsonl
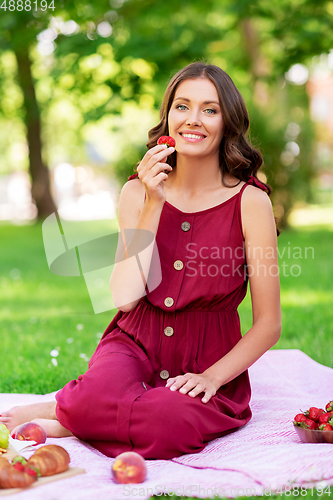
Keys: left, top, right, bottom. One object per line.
{"left": 0, "top": 423, "right": 9, "bottom": 449}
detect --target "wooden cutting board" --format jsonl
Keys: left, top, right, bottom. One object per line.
{"left": 0, "top": 443, "right": 85, "bottom": 495}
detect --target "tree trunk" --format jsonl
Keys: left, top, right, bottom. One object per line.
{"left": 13, "top": 46, "right": 57, "bottom": 220}
{"left": 240, "top": 19, "right": 270, "bottom": 106}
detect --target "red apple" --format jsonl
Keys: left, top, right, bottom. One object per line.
{"left": 14, "top": 422, "right": 47, "bottom": 445}
{"left": 112, "top": 451, "right": 147, "bottom": 484}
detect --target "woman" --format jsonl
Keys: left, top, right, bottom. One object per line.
{"left": 1, "top": 62, "right": 281, "bottom": 459}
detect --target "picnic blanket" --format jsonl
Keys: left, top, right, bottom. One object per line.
{"left": 1, "top": 349, "right": 333, "bottom": 500}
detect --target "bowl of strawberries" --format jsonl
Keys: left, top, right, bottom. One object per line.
{"left": 293, "top": 400, "right": 333, "bottom": 443}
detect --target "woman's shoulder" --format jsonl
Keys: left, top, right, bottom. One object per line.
{"left": 241, "top": 175, "right": 271, "bottom": 204}
{"left": 118, "top": 175, "right": 145, "bottom": 223}
{"left": 121, "top": 174, "right": 145, "bottom": 199}
{"left": 240, "top": 182, "right": 275, "bottom": 240}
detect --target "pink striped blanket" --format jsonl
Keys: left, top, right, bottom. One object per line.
{"left": 1, "top": 349, "right": 333, "bottom": 499}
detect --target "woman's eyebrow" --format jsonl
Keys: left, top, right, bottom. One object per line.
{"left": 174, "top": 97, "right": 220, "bottom": 106}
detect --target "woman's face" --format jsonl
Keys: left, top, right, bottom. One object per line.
{"left": 168, "top": 77, "right": 224, "bottom": 160}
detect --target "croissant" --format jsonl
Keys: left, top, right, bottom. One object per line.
{"left": 27, "top": 445, "right": 70, "bottom": 476}
{"left": 0, "top": 457, "right": 36, "bottom": 489}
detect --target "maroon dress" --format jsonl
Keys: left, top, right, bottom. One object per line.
{"left": 55, "top": 175, "right": 267, "bottom": 459}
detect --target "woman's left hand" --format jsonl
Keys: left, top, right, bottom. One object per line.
{"left": 165, "top": 372, "right": 218, "bottom": 403}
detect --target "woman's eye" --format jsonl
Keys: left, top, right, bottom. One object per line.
{"left": 176, "top": 104, "right": 187, "bottom": 111}
{"left": 205, "top": 108, "right": 217, "bottom": 114}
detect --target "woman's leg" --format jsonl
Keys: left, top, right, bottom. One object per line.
{"left": 0, "top": 401, "right": 57, "bottom": 432}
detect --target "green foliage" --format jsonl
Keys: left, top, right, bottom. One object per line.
{"left": 247, "top": 82, "right": 315, "bottom": 225}
{"left": 0, "top": 0, "right": 332, "bottom": 215}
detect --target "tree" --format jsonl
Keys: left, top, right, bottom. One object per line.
{"left": 0, "top": 1, "right": 112, "bottom": 219}
{"left": 1, "top": 0, "right": 333, "bottom": 222}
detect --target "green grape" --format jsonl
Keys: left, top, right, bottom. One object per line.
{"left": 0, "top": 423, "right": 10, "bottom": 449}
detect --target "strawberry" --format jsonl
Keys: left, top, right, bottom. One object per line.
{"left": 304, "top": 407, "right": 324, "bottom": 422}
{"left": 325, "top": 401, "right": 333, "bottom": 412}
{"left": 319, "top": 412, "right": 332, "bottom": 425}
{"left": 24, "top": 464, "right": 38, "bottom": 478}
{"left": 319, "top": 423, "right": 332, "bottom": 431}
{"left": 294, "top": 413, "right": 307, "bottom": 423}
{"left": 12, "top": 456, "right": 27, "bottom": 466}
{"left": 13, "top": 462, "right": 25, "bottom": 472}
{"left": 157, "top": 136, "right": 176, "bottom": 148}
{"left": 304, "top": 418, "right": 317, "bottom": 430}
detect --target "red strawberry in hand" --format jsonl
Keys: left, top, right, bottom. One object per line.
{"left": 325, "top": 401, "right": 333, "bottom": 412}
{"left": 305, "top": 407, "right": 325, "bottom": 422}
{"left": 157, "top": 136, "right": 176, "bottom": 148}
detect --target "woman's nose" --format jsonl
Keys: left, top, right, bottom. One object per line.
{"left": 186, "top": 109, "right": 201, "bottom": 126}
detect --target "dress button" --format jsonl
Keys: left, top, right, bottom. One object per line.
{"left": 160, "top": 369, "right": 169, "bottom": 380}
{"left": 164, "top": 326, "right": 174, "bottom": 337}
{"left": 181, "top": 221, "right": 191, "bottom": 232}
{"left": 174, "top": 260, "right": 184, "bottom": 270}
{"left": 164, "top": 297, "right": 174, "bottom": 307}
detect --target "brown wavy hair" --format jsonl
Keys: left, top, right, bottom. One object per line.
{"left": 146, "top": 62, "right": 270, "bottom": 191}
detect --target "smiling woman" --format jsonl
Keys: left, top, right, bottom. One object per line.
{"left": 0, "top": 62, "right": 281, "bottom": 462}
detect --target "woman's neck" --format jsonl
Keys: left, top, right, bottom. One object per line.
{"left": 166, "top": 154, "right": 224, "bottom": 197}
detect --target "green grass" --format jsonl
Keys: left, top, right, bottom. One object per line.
{"left": 0, "top": 221, "right": 119, "bottom": 393}
{"left": 1, "top": 222, "right": 332, "bottom": 387}
{"left": 0, "top": 222, "right": 332, "bottom": 500}
{"left": 239, "top": 226, "right": 333, "bottom": 368}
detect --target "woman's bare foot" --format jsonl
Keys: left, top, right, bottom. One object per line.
{"left": 11, "top": 418, "right": 73, "bottom": 439}
{"left": 0, "top": 402, "right": 57, "bottom": 432}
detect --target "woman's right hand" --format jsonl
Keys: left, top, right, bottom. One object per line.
{"left": 136, "top": 144, "right": 175, "bottom": 205}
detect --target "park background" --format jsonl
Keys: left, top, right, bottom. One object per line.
{"left": 0, "top": 0, "right": 333, "bottom": 425}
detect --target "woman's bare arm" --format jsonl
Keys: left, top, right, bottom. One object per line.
{"left": 110, "top": 145, "right": 174, "bottom": 312}
{"left": 203, "top": 185, "right": 281, "bottom": 388}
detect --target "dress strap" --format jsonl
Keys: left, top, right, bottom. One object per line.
{"left": 244, "top": 175, "right": 269, "bottom": 193}
{"left": 128, "top": 172, "right": 139, "bottom": 181}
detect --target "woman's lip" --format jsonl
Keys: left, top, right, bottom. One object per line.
{"left": 179, "top": 132, "right": 206, "bottom": 142}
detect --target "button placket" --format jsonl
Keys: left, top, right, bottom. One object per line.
{"left": 159, "top": 216, "right": 193, "bottom": 380}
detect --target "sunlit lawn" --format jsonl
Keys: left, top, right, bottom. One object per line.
{"left": 0, "top": 221, "right": 332, "bottom": 500}
{"left": 239, "top": 225, "right": 333, "bottom": 369}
